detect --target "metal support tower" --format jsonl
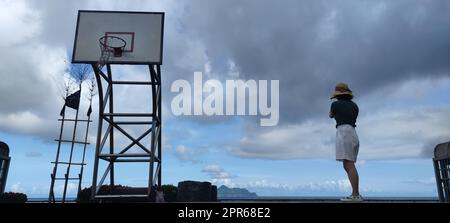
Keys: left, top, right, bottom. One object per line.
{"left": 90, "top": 64, "right": 162, "bottom": 201}
{"left": 433, "top": 141, "right": 450, "bottom": 202}
{"left": 0, "top": 142, "right": 11, "bottom": 194}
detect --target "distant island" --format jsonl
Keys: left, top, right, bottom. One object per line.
{"left": 217, "top": 185, "right": 258, "bottom": 198}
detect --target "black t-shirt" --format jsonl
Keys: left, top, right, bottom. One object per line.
{"left": 330, "top": 99, "right": 359, "bottom": 128}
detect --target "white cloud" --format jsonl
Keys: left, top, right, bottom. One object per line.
{"left": 10, "top": 182, "right": 25, "bottom": 193}
{"left": 0, "top": 0, "right": 181, "bottom": 143}
{"left": 231, "top": 121, "right": 334, "bottom": 160}
{"left": 231, "top": 76, "right": 450, "bottom": 160}
{"left": 0, "top": 0, "right": 70, "bottom": 140}
{"left": 231, "top": 105, "right": 450, "bottom": 160}
{"left": 54, "top": 182, "right": 78, "bottom": 196}
{"left": 307, "top": 179, "right": 351, "bottom": 192}
{"left": 175, "top": 145, "right": 203, "bottom": 163}
{"left": 245, "top": 179, "right": 294, "bottom": 190}
{"left": 0, "top": 111, "right": 45, "bottom": 135}
{"left": 203, "top": 164, "right": 223, "bottom": 173}
{"left": 0, "top": 0, "right": 41, "bottom": 47}
{"left": 317, "top": 9, "right": 338, "bottom": 42}
{"left": 202, "top": 164, "right": 235, "bottom": 187}
{"left": 401, "top": 178, "right": 436, "bottom": 186}
{"left": 25, "top": 151, "right": 43, "bottom": 158}
{"left": 237, "top": 178, "right": 385, "bottom": 196}
{"left": 31, "top": 186, "right": 46, "bottom": 195}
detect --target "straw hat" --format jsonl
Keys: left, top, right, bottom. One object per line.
{"left": 331, "top": 82, "right": 353, "bottom": 99}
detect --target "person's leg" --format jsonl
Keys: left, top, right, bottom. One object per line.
{"left": 343, "top": 160, "right": 360, "bottom": 196}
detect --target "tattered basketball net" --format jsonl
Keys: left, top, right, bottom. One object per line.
{"left": 98, "top": 35, "right": 127, "bottom": 69}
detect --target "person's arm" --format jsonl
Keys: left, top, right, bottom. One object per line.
{"left": 329, "top": 102, "right": 335, "bottom": 118}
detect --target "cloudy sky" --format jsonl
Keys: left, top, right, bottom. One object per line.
{"left": 1, "top": 0, "right": 450, "bottom": 198}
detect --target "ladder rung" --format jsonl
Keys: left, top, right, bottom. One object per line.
{"left": 95, "top": 194, "right": 149, "bottom": 199}
{"left": 54, "top": 177, "right": 80, "bottom": 180}
{"left": 98, "top": 153, "right": 151, "bottom": 158}
{"left": 112, "top": 81, "right": 155, "bottom": 85}
{"left": 103, "top": 113, "right": 153, "bottom": 117}
{"left": 114, "top": 121, "right": 154, "bottom": 125}
{"left": 113, "top": 159, "right": 151, "bottom": 163}
{"left": 100, "top": 157, "right": 161, "bottom": 163}
{"left": 58, "top": 119, "right": 92, "bottom": 122}
{"left": 55, "top": 139, "right": 90, "bottom": 145}
{"left": 51, "top": 162, "right": 86, "bottom": 166}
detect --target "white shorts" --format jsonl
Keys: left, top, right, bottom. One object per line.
{"left": 335, "top": 124, "right": 359, "bottom": 162}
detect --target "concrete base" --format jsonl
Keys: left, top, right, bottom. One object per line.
{"left": 177, "top": 181, "right": 217, "bottom": 202}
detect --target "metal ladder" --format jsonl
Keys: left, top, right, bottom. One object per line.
{"left": 48, "top": 106, "right": 92, "bottom": 203}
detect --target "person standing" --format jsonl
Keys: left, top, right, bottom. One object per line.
{"left": 329, "top": 83, "right": 363, "bottom": 202}
{"left": 155, "top": 185, "right": 165, "bottom": 203}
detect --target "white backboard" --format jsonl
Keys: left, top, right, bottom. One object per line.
{"left": 72, "top": 10, "right": 164, "bottom": 65}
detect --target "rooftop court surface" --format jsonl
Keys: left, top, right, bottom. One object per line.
{"left": 27, "top": 197, "right": 440, "bottom": 203}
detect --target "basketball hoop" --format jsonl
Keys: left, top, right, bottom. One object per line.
{"left": 98, "top": 35, "right": 127, "bottom": 67}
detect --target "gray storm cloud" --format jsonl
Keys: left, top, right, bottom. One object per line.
{"left": 179, "top": 0, "right": 450, "bottom": 123}
{"left": 1, "top": 0, "right": 449, "bottom": 160}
